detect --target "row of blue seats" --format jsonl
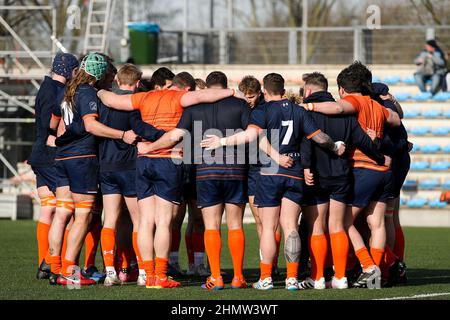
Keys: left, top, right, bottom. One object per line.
{"left": 407, "top": 127, "right": 450, "bottom": 136}
{"left": 403, "top": 179, "right": 450, "bottom": 190}
{"left": 410, "top": 161, "right": 450, "bottom": 171}
{"left": 374, "top": 75, "right": 443, "bottom": 87}
{"left": 394, "top": 92, "right": 450, "bottom": 102}
{"left": 412, "top": 144, "right": 450, "bottom": 153}
{"left": 400, "top": 198, "right": 448, "bottom": 208}
{"left": 404, "top": 109, "right": 450, "bottom": 119}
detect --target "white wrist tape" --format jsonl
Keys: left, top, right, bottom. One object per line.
{"left": 220, "top": 137, "right": 227, "bottom": 146}
{"left": 334, "top": 141, "right": 345, "bottom": 152}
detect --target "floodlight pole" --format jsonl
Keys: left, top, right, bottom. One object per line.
{"left": 183, "top": 0, "right": 188, "bottom": 63}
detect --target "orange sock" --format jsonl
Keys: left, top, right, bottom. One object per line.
{"left": 370, "top": 247, "right": 385, "bottom": 266}
{"left": 228, "top": 229, "right": 245, "bottom": 279}
{"left": 49, "top": 255, "right": 62, "bottom": 274}
{"left": 381, "top": 246, "right": 398, "bottom": 278}
{"left": 132, "top": 232, "right": 142, "bottom": 266}
{"left": 394, "top": 227, "right": 405, "bottom": 261}
{"left": 36, "top": 222, "right": 50, "bottom": 266}
{"left": 330, "top": 231, "right": 349, "bottom": 279}
{"left": 274, "top": 231, "right": 281, "bottom": 267}
{"left": 286, "top": 262, "right": 299, "bottom": 279}
{"left": 204, "top": 230, "right": 221, "bottom": 279}
{"left": 84, "top": 218, "right": 102, "bottom": 269}
{"left": 142, "top": 260, "right": 155, "bottom": 278}
{"left": 100, "top": 228, "right": 116, "bottom": 268}
{"left": 171, "top": 229, "right": 181, "bottom": 252}
{"left": 185, "top": 233, "right": 194, "bottom": 265}
{"left": 309, "top": 234, "right": 328, "bottom": 280}
{"left": 61, "top": 229, "right": 69, "bottom": 260}
{"left": 155, "top": 257, "right": 168, "bottom": 279}
{"left": 260, "top": 262, "right": 272, "bottom": 280}
{"left": 61, "top": 258, "right": 76, "bottom": 276}
{"left": 355, "top": 247, "right": 375, "bottom": 270}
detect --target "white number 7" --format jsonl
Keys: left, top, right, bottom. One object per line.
{"left": 281, "top": 120, "right": 293, "bottom": 145}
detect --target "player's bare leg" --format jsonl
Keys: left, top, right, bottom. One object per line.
{"left": 36, "top": 186, "right": 56, "bottom": 279}
{"left": 225, "top": 203, "right": 246, "bottom": 288}
{"left": 47, "top": 186, "right": 73, "bottom": 283}
{"left": 301, "top": 203, "right": 328, "bottom": 289}
{"left": 328, "top": 200, "right": 349, "bottom": 289}
{"left": 248, "top": 196, "right": 262, "bottom": 239}
{"left": 279, "top": 198, "right": 301, "bottom": 290}
{"left": 101, "top": 194, "right": 122, "bottom": 285}
{"left": 138, "top": 196, "right": 157, "bottom": 287}
{"left": 201, "top": 204, "right": 225, "bottom": 290}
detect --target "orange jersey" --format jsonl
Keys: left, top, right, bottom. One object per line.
{"left": 131, "top": 89, "right": 186, "bottom": 159}
{"left": 342, "top": 95, "right": 390, "bottom": 172}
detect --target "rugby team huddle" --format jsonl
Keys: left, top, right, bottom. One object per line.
{"left": 30, "top": 51, "right": 410, "bottom": 291}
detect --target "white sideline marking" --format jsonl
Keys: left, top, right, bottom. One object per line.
{"left": 375, "top": 292, "right": 450, "bottom": 300}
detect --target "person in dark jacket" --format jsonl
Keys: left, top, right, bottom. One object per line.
{"left": 414, "top": 39, "right": 447, "bottom": 95}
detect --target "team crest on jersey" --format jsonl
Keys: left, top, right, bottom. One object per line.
{"left": 89, "top": 101, "right": 98, "bottom": 111}
{"left": 61, "top": 100, "right": 74, "bottom": 126}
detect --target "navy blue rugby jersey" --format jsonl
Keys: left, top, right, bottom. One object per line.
{"left": 28, "top": 76, "right": 66, "bottom": 167}
{"left": 248, "top": 99, "right": 321, "bottom": 178}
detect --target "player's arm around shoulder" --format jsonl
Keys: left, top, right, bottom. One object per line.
{"left": 303, "top": 98, "right": 355, "bottom": 115}
{"left": 97, "top": 89, "right": 134, "bottom": 111}
{"left": 180, "top": 88, "right": 242, "bottom": 107}
{"left": 385, "top": 108, "right": 401, "bottom": 127}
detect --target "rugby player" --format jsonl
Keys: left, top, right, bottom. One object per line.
{"left": 46, "top": 53, "right": 138, "bottom": 285}
{"left": 201, "top": 73, "right": 346, "bottom": 290}
{"left": 299, "top": 72, "right": 391, "bottom": 290}
{"left": 98, "top": 72, "right": 242, "bottom": 288}
{"left": 303, "top": 62, "right": 401, "bottom": 288}
{"left": 30, "top": 52, "right": 79, "bottom": 279}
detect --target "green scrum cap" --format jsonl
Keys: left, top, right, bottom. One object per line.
{"left": 80, "top": 53, "right": 107, "bottom": 81}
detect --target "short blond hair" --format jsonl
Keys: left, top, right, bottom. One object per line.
{"left": 117, "top": 63, "right": 142, "bottom": 86}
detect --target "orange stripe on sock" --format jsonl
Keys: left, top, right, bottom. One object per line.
{"left": 36, "top": 222, "right": 50, "bottom": 266}
{"left": 330, "top": 231, "right": 349, "bottom": 279}
{"left": 61, "top": 259, "right": 76, "bottom": 277}
{"left": 370, "top": 247, "right": 385, "bottom": 267}
{"left": 286, "top": 262, "right": 299, "bottom": 279}
{"left": 155, "top": 257, "right": 168, "bottom": 279}
{"left": 101, "top": 228, "right": 116, "bottom": 268}
{"left": 309, "top": 234, "right": 328, "bottom": 280}
{"left": 204, "top": 230, "right": 222, "bottom": 279}
{"left": 228, "top": 229, "right": 245, "bottom": 279}
{"left": 355, "top": 247, "right": 375, "bottom": 270}
{"left": 84, "top": 216, "right": 102, "bottom": 269}
{"left": 260, "top": 262, "right": 272, "bottom": 280}
{"left": 274, "top": 231, "right": 281, "bottom": 267}
{"left": 49, "top": 255, "right": 61, "bottom": 274}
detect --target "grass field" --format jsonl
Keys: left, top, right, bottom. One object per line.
{"left": 0, "top": 220, "right": 449, "bottom": 300}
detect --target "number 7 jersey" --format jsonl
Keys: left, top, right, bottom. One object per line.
{"left": 248, "top": 99, "right": 321, "bottom": 178}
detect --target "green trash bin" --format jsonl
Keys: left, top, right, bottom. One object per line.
{"left": 128, "top": 23, "right": 160, "bottom": 65}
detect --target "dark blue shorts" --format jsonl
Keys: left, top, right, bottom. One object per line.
{"left": 136, "top": 157, "right": 183, "bottom": 203}
{"left": 100, "top": 169, "right": 136, "bottom": 197}
{"left": 254, "top": 174, "right": 304, "bottom": 208}
{"left": 182, "top": 164, "right": 197, "bottom": 201}
{"left": 303, "top": 176, "right": 350, "bottom": 206}
{"left": 351, "top": 168, "right": 393, "bottom": 208}
{"left": 55, "top": 156, "right": 99, "bottom": 194}
{"left": 32, "top": 166, "right": 57, "bottom": 193}
{"left": 196, "top": 179, "right": 247, "bottom": 208}
{"left": 391, "top": 152, "right": 411, "bottom": 198}
{"left": 247, "top": 167, "right": 260, "bottom": 197}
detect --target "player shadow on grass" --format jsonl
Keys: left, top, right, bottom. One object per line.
{"left": 403, "top": 269, "right": 450, "bottom": 286}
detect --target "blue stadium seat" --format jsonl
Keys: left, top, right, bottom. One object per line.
{"left": 383, "top": 76, "right": 401, "bottom": 85}
{"left": 372, "top": 75, "right": 381, "bottom": 83}
{"left": 407, "top": 198, "right": 428, "bottom": 208}
{"left": 431, "top": 161, "right": 450, "bottom": 171}
{"left": 421, "top": 144, "right": 441, "bottom": 153}
{"left": 442, "top": 180, "right": 450, "bottom": 189}
{"left": 419, "top": 179, "right": 440, "bottom": 189}
{"left": 404, "top": 109, "right": 421, "bottom": 119}
{"left": 413, "top": 92, "right": 433, "bottom": 101}
{"left": 411, "top": 144, "right": 420, "bottom": 153}
{"left": 432, "top": 92, "right": 450, "bottom": 102}
{"left": 402, "top": 75, "right": 416, "bottom": 85}
{"left": 400, "top": 198, "right": 407, "bottom": 206}
{"left": 428, "top": 199, "right": 447, "bottom": 208}
{"left": 402, "top": 180, "right": 418, "bottom": 191}
{"left": 444, "top": 110, "right": 450, "bottom": 118}
{"left": 431, "top": 127, "right": 450, "bottom": 136}
{"left": 410, "top": 161, "right": 430, "bottom": 171}
{"left": 410, "top": 126, "right": 430, "bottom": 135}
{"left": 422, "top": 109, "right": 442, "bottom": 118}
{"left": 394, "top": 92, "right": 411, "bottom": 102}
{"left": 444, "top": 145, "right": 450, "bottom": 154}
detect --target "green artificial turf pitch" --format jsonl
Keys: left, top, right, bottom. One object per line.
{"left": 0, "top": 220, "right": 449, "bottom": 300}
